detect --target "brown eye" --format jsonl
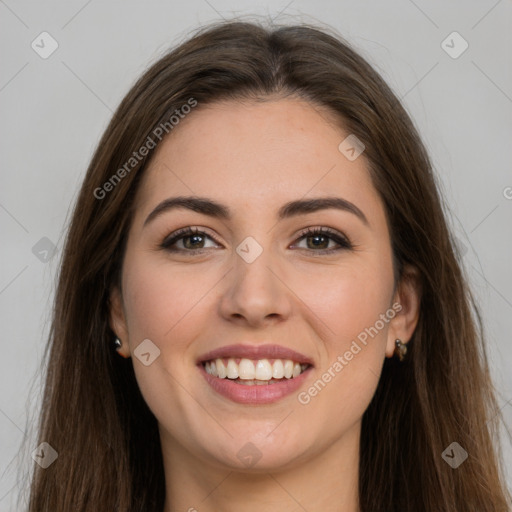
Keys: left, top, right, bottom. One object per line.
{"left": 293, "top": 227, "right": 353, "bottom": 254}
{"left": 161, "top": 227, "right": 219, "bottom": 252}
{"left": 160, "top": 226, "right": 353, "bottom": 255}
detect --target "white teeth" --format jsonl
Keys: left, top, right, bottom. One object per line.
{"left": 255, "top": 359, "right": 273, "bottom": 380}
{"left": 204, "top": 357, "right": 309, "bottom": 381}
{"left": 226, "top": 359, "right": 238, "bottom": 379}
{"left": 272, "top": 359, "right": 284, "bottom": 379}
{"left": 284, "top": 360, "right": 294, "bottom": 379}
{"left": 216, "top": 358, "right": 226, "bottom": 378}
{"left": 239, "top": 358, "right": 255, "bottom": 380}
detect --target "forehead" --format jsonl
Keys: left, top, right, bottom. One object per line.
{"left": 134, "top": 97, "right": 385, "bottom": 228}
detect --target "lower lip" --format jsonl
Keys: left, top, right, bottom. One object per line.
{"left": 198, "top": 364, "right": 312, "bottom": 404}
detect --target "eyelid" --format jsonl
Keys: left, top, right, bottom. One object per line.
{"left": 160, "top": 225, "right": 353, "bottom": 253}
{"left": 295, "top": 225, "right": 348, "bottom": 241}
{"left": 160, "top": 226, "right": 221, "bottom": 248}
{"left": 292, "top": 226, "right": 353, "bottom": 252}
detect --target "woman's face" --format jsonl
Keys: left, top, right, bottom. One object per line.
{"left": 110, "top": 97, "right": 418, "bottom": 472}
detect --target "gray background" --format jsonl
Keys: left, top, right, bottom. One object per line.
{"left": 1, "top": 0, "right": 511, "bottom": 509}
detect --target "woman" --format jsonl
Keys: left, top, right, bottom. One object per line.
{"left": 26, "top": 18, "right": 511, "bottom": 511}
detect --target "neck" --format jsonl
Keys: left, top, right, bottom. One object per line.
{"left": 160, "top": 422, "right": 361, "bottom": 512}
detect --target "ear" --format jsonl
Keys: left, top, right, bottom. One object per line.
{"left": 385, "top": 264, "right": 422, "bottom": 358}
{"left": 109, "top": 286, "right": 131, "bottom": 358}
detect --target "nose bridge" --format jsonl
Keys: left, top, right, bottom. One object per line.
{"left": 219, "top": 233, "right": 291, "bottom": 324}
{"left": 234, "top": 233, "right": 281, "bottom": 297}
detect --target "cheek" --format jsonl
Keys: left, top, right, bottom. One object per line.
{"left": 120, "top": 255, "right": 203, "bottom": 405}
{"left": 292, "top": 254, "right": 392, "bottom": 416}
{"left": 121, "top": 257, "right": 206, "bottom": 439}
{"left": 122, "top": 253, "right": 206, "bottom": 344}
{"left": 292, "top": 254, "right": 393, "bottom": 348}
{"left": 301, "top": 278, "right": 388, "bottom": 382}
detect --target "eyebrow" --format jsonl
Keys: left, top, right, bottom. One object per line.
{"left": 143, "top": 195, "right": 369, "bottom": 227}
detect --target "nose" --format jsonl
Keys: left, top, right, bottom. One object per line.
{"left": 218, "top": 246, "right": 292, "bottom": 328}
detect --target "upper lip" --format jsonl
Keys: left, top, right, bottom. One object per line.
{"left": 197, "top": 344, "right": 314, "bottom": 366}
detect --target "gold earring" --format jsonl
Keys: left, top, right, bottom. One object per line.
{"left": 394, "top": 339, "right": 407, "bottom": 361}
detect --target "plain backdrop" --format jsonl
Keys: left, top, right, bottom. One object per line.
{"left": 1, "top": 0, "right": 511, "bottom": 509}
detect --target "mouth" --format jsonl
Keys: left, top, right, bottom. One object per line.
{"left": 197, "top": 344, "right": 314, "bottom": 404}
{"left": 201, "top": 357, "right": 311, "bottom": 385}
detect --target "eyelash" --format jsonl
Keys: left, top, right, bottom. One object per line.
{"left": 160, "top": 226, "right": 353, "bottom": 255}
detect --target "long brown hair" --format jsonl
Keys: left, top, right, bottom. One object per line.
{"left": 24, "top": 18, "right": 511, "bottom": 511}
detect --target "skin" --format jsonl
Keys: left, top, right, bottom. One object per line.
{"left": 109, "top": 96, "right": 421, "bottom": 512}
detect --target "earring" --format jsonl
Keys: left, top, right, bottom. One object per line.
{"left": 114, "top": 337, "right": 130, "bottom": 358}
{"left": 394, "top": 339, "right": 407, "bottom": 361}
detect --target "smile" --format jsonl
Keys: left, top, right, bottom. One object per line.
{"left": 197, "top": 344, "right": 314, "bottom": 404}
{"left": 203, "top": 357, "right": 310, "bottom": 384}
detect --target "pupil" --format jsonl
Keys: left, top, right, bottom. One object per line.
{"left": 185, "top": 235, "right": 203, "bottom": 249}
{"left": 309, "top": 235, "right": 327, "bottom": 249}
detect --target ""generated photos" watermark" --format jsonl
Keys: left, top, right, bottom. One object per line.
{"left": 94, "top": 97, "right": 198, "bottom": 200}
{"left": 297, "top": 302, "right": 402, "bottom": 405}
